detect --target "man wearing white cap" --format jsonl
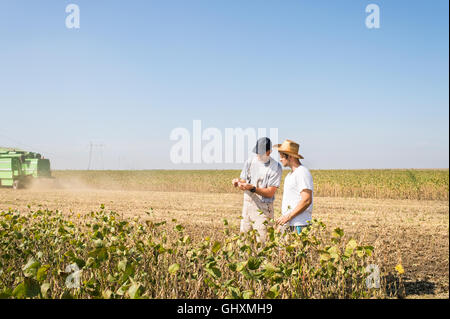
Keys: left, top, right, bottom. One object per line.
{"left": 231, "top": 137, "right": 282, "bottom": 243}
{"left": 274, "top": 139, "right": 313, "bottom": 234}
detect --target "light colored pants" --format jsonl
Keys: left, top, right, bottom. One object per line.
{"left": 240, "top": 191, "right": 274, "bottom": 243}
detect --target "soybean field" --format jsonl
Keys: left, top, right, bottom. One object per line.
{"left": 0, "top": 169, "right": 448, "bottom": 299}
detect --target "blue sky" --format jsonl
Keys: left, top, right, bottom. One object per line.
{"left": 0, "top": 0, "right": 448, "bottom": 169}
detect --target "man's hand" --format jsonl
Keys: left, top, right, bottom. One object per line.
{"left": 238, "top": 182, "right": 254, "bottom": 191}
{"left": 276, "top": 189, "right": 312, "bottom": 226}
{"left": 232, "top": 178, "right": 247, "bottom": 187}
{"left": 276, "top": 214, "right": 291, "bottom": 226}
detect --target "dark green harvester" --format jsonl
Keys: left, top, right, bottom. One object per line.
{"left": 0, "top": 147, "right": 52, "bottom": 189}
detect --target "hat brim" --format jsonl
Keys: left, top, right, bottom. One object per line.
{"left": 273, "top": 144, "right": 304, "bottom": 159}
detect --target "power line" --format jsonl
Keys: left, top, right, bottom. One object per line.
{"left": 87, "top": 142, "right": 105, "bottom": 170}
{"left": 0, "top": 130, "right": 68, "bottom": 161}
{"left": 0, "top": 133, "right": 39, "bottom": 152}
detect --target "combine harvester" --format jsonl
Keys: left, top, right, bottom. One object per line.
{"left": 0, "top": 147, "right": 52, "bottom": 189}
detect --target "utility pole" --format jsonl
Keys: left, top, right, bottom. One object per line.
{"left": 87, "top": 142, "right": 105, "bottom": 170}
{"left": 88, "top": 142, "right": 93, "bottom": 170}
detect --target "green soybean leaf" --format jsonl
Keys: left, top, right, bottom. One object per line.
{"left": 12, "top": 282, "right": 27, "bottom": 298}
{"left": 116, "top": 282, "right": 130, "bottom": 296}
{"left": 0, "top": 288, "right": 12, "bottom": 299}
{"left": 263, "top": 262, "right": 280, "bottom": 278}
{"left": 242, "top": 290, "right": 254, "bottom": 299}
{"left": 102, "top": 289, "right": 113, "bottom": 299}
{"left": 36, "top": 265, "right": 51, "bottom": 282}
{"left": 227, "top": 263, "right": 237, "bottom": 271}
{"left": 327, "top": 246, "right": 340, "bottom": 260}
{"left": 267, "top": 284, "right": 280, "bottom": 299}
{"left": 236, "top": 261, "right": 247, "bottom": 272}
{"left": 211, "top": 241, "right": 221, "bottom": 254}
{"left": 118, "top": 259, "right": 128, "bottom": 272}
{"left": 364, "top": 245, "right": 374, "bottom": 256}
{"left": 88, "top": 247, "right": 108, "bottom": 262}
{"left": 247, "top": 257, "right": 262, "bottom": 270}
{"left": 347, "top": 239, "right": 358, "bottom": 250}
{"left": 344, "top": 239, "right": 358, "bottom": 256}
{"left": 127, "top": 283, "right": 143, "bottom": 299}
{"left": 40, "top": 283, "right": 50, "bottom": 298}
{"left": 319, "top": 251, "right": 331, "bottom": 263}
{"left": 227, "top": 286, "right": 241, "bottom": 299}
{"left": 73, "top": 258, "right": 85, "bottom": 269}
{"left": 332, "top": 228, "right": 344, "bottom": 238}
{"left": 13, "top": 278, "right": 40, "bottom": 298}
{"left": 356, "top": 248, "right": 365, "bottom": 258}
{"left": 168, "top": 263, "right": 180, "bottom": 275}
{"left": 175, "top": 224, "right": 184, "bottom": 232}
{"left": 61, "top": 289, "right": 74, "bottom": 299}
{"left": 22, "top": 258, "right": 41, "bottom": 278}
{"left": 206, "top": 266, "right": 222, "bottom": 279}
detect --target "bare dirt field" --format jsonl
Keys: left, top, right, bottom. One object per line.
{"left": 1, "top": 186, "right": 448, "bottom": 298}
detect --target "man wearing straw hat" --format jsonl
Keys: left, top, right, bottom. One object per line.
{"left": 231, "top": 137, "right": 282, "bottom": 243}
{"left": 274, "top": 139, "right": 313, "bottom": 234}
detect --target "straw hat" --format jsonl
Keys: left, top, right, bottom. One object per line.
{"left": 273, "top": 139, "right": 304, "bottom": 159}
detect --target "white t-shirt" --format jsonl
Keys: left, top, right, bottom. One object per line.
{"left": 281, "top": 165, "right": 314, "bottom": 226}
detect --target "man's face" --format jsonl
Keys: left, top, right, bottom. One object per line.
{"left": 257, "top": 150, "right": 271, "bottom": 162}
{"left": 279, "top": 152, "right": 289, "bottom": 167}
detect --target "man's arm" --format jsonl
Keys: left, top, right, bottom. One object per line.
{"left": 255, "top": 186, "right": 277, "bottom": 198}
{"left": 238, "top": 182, "right": 277, "bottom": 198}
{"left": 276, "top": 189, "right": 312, "bottom": 225}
